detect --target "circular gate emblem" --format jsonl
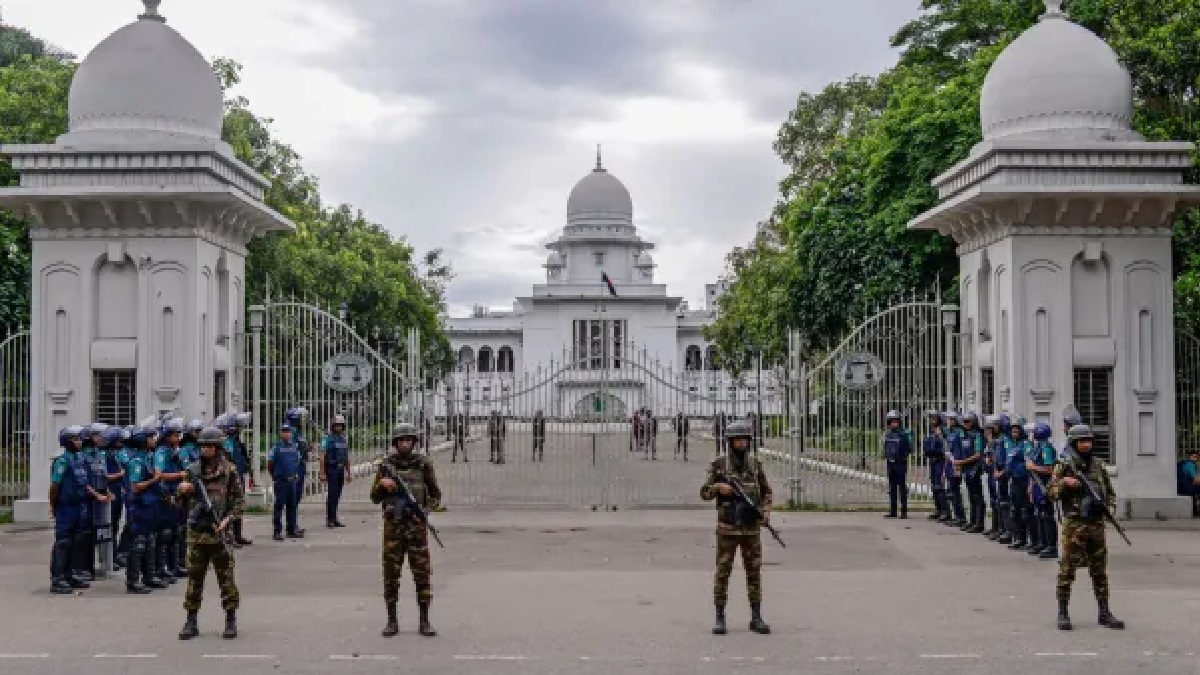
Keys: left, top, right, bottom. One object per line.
{"left": 322, "top": 353, "right": 374, "bottom": 393}
{"left": 835, "top": 351, "right": 884, "bottom": 390}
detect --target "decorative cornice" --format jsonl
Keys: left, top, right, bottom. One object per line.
{"left": 1030, "top": 387, "right": 1055, "bottom": 405}
{"left": 1133, "top": 387, "right": 1158, "bottom": 405}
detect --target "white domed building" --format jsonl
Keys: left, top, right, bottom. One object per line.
{"left": 443, "top": 152, "right": 778, "bottom": 420}
{"left": 909, "top": 0, "right": 1200, "bottom": 518}
{"left": 0, "top": 1, "right": 292, "bottom": 521}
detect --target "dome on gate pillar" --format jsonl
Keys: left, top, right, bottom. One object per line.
{"left": 566, "top": 146, "right": 633, "bottom": 226}
{"left": 63, "top": 0, "right": 225, "bottom": 145}
{"left": 979, "top": 0, "right": 1140, "bottom": 142}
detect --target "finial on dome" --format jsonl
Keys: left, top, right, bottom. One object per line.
{"left": 595, "top": 144, "right": 603, "bottom": 171}
{"left": 1042, "top": 0, "right": 1065, "bottom": 18}
{"left": 139, "top": 0, "right": 166, "bottom": 22}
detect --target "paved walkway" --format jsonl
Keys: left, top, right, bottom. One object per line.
{"left": 0, "top": 510, "right": 1197, "bottom": 674}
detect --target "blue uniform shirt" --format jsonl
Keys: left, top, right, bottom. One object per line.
{"left": 323, "top": 434, "right": 349, "bottom": 469}
{"left": 1006, "top": 438, "right": 1030, "bottom": 478}
{"left": 152, "top": 444, "right": 183, "bottom": 496}
{"left": 269, "top": 440, "right": 302, "bottom": 481}
{"left": 51, "top": 450, "right": 89, "bottom": 505}
{"left": 883, "top": 428, "right": 913, "bottom": 462}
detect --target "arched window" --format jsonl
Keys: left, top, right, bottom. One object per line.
{"left": 497, "top": 346, "right": 515, "bottom": 373}
{"left": 457, "top": 346, "right": 475, "bottom": 371}
{"left": 685, "top": 345, "right": 702, "bottom": 371}
{"left": 477, "top": 346, "right": 494, "bottom": 373}
{"left": 705, "top": 345, "right": 719, "bottom": 371}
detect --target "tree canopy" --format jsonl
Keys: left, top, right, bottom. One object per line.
{"left": 0, "top": 28, "right": 452, "bottom": 372}
{"left": 705, "top": 0, "right": 1200, "bottom": 370}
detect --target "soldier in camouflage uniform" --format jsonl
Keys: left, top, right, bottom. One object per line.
{"left": 371, "top": 423, "right": 443, "bottom": 637}
{"left": 701, "top": 420, "right": 772, "bottom": 635}
{"left": 176, "top": 426, "right": 245, "bottom": 640}
{"left": 1047, "top": 423, "right": 1124, "bottom": 631}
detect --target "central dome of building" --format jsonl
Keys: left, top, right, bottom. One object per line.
{"left": 566, "top": 149, "right": 633, "bottom": 225}
{"left": 979, "top": 1, "right": 1137, "bottom": 142}
{"left": 65, "top": 1, "right": 225, "bottom": 143}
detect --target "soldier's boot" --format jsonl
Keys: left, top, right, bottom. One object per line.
{"left": 712, "top": 605, "right": 727, "bottom": 635}
{"left": 178, "top": 611, "right": 200, "bottom": 640}
{"left": 418, "top": 602, "right": 437, "bottom": 637}
{"left": 223, "top": 610, "right": 238, "bottom": 639}
{"left": 234, "top": 519, "right": 252, "bottom": 545}
{"left": 1056, "top": 593, "right": 1072, "bottom": 631}
{"left": 1039, "top": 518, "right": 1059, "bottom": 559}
{"left": 381, "top": 602, "right": 399, "bottom": 637}
{"left": 51, "top": 539, "right": 74, "bottom": 594}
{"left": 748, "top": 603, "right": 771, "bottom": 634}
{"left": 1097, "top": 600, "right": 1124, "bottom": 630}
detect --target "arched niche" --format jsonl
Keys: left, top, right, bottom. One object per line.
{"left": 1071, "top": 252, "right": 1111, "bottom": 338}
{"left": 94, "top": 254, "right": 137, "bottom": 339}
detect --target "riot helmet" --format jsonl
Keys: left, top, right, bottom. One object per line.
{"left": 235, "top": 412, "right": 252, "bottom": 428}
{"left": 943, "top": 411, "right": 960, "bottom": 426}
{"left": 885, "top": 410, "right": 902, "bottom": 427}
{"left": 961, "top": 412, "right": 979, "bottom": 427}
{"left": 1009, "top": 415, "right": 1027, "bottom": 438}
{"left": 101, "top": 426, "right": 126, "bottom": 447}
{"left": 1032, "top": 422, "right": 1052, "bottom": 441}
{"left": 330, "top": 414, "right": 347, "bottom": 432}
{"left": 59, "top": 425, "right": 85, "bottom": 449}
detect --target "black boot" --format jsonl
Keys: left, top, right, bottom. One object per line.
{"left": 144, "top": 534, "right": 167, "bottom": 589}
{"left": 928, "top": 490, "right": 943, "bottom": 520}
{"left": 158, "top": 532, "right": 176, "bottom": 584}
{"left": 1027, "top": 517, "right": 1044, "bottom": 555}
{"left": 68, "top": 535, "right": 91, "bottom": 588}
{"left": 712, "top": 605, "right": 727, "bottom": 635}
{"left": 418, "top": 602, "right": 436, "bottom": 637}
{"left": 1039, "top": 517, "right": 1059, "bottom": 559}
{"left": 79, "top": 531, "right": 96, "bottom": 581}
{"left": 1097, "top": 599, "right": 1124, "bottom": 629}
{"left": 749, "top": 603, "right": 771, "bottom": 634}
{"left": 382, "top": 602, "right": 398, "bottom": 637}
{"left": 51, "top": 539, "right": 73, "bottom": 594}
{"left": 233, "top": 520, "right": 252, "bottom": 546}
{"left": 179, "top": 610, "right": 199, "bottom": 640}
{"left": 125, "top": 537, "right": 150, "bottom": 594}
{"left": 223, "top": 610, "right": 238, "bottom": 638}
{"left": 174, "top": 526, "right": 189, "bottom": 577}
{"left": 985, "top": 507, "right": 999, "bottom": 538}
{"left": 1057, "top": 594, "right": 1072, "bottom": 630}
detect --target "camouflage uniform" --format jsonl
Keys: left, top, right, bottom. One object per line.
{"left": 371, "top": 424, "right": 442, "bottom": 637}
{"left": 179, "top": 428, "right": 245, "bottom": 640}
{"left": 700, "top": 420, "right": 772, "bottom": 634}
{"left": 1046, "top": 424, "right": 1124, "bottom": 631}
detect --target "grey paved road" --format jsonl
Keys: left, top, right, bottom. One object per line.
{"left": 1, "top": 511, "right": 1197, "bottom": 675}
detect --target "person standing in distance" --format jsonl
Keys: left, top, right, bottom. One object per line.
{"left": 176, "top": 426, "right": 245, "bottom": 640}
{"left": 267, "top": 423, "right": 304, "bottom": 540}
{"left": 320, "top": 414, "right": 351, "bottom": 528}
{"left": 1047, "top": 424, "right": 1123, "bottom": 631}
{"left": 882, "top": 410, "right": 913, "bottom": 519}
{"left": 371, "top": 423, "right": 442, "bottom": 637}
{"left": 701, "top": 420, "right": 773, "bottom": 635}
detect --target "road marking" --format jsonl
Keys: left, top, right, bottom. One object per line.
{"left": 920, "top": 654, "right": 981, "bottom": 659}
{"left": 94, "top": 654, "right": 157, "bottom": 658}
{"left": 202, "top": 654, "right": 276, "bottom": 659}
{"left": 453, "top": 655, "right": 531, "bottom": 660}
{"left": 1037, "top": 652, "right": 1097, "bottom": 657}
{"left": 330, "top": 655, "right": 397, "bottom": 661}
{"left": 815, "top": 656, "right": 854, "bottom": 662}
{"left": 0, "top": 654, "right": 50, "bottom": 659}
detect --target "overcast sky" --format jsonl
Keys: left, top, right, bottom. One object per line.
{"left": 5, "top": 0, "right": 922, "bottom": 315}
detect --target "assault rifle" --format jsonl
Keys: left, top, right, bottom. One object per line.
{"left": 1062, "top": 452, "right": 1132, "bottom": 547}
{"left": 381, "top": 464, "right": 444, "bottom": 548}
{"left": 715, "top": 471, "right": 785, "bottom": 548}
{"left": 186, "top": 464, "right": 234, "bottom": 554}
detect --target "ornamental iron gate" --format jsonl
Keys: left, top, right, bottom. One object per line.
{"left": 0, "top": 327, "right": 31, "bottom": 510}
{"left": 766, "top": 300, "right": 963, "bottom": 509}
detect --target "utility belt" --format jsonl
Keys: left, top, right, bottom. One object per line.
{"left": 274, "top": 474, "right": 299, "bottom": 483}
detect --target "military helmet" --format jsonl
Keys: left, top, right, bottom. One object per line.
{"left": 1067, "top": 424, "right": 1094, "bottom": 442}
{"left": 197, "top": 426, "right": 225, "bottom": 445}
{"left": 724, "top": 420, "right": 753, "bottom": 440}
{"left": 391, "top": 422, "right": 419, "bottom": 441}
{"left": 885, "top": 410, "right": 902, "bottom": 423}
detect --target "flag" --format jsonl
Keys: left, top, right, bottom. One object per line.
{"left": 601, "top": 271, "right": 617, "bottom": 297}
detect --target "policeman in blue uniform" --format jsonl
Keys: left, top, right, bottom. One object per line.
{"left": 922, "top": 411, "right": 949, "bottom": 521}
{"left": 221, "top": 413, "right": 254, "bottom": 547}
{"left": 1006, "top": 416, "right": 1032, "bottom": 550}
{"left": 81, "top": 422, "right": 113, "bottom": 581}
{"left": 124, "top": 425, "right": 165, "bottom": 593}
{"left": 882, "top": 410, "right": 913, "bottom": 519}
{"left": 956, "top": 412, "right": 986, "bottom": 533}
{"left": 985, "top": 415, "right": 1009, "bottom": 542}
{"left": 181, "top": 420, "right": 203, "bottom": 465}
{"left": 1026, "top": 422, "right": 1059, "bottom": 559}
{"left": 153, "top": 418, "right": 189, "bottom": 582}
{"left": 284, "top": 407, "right": 311, "bottom": 508}
{"left": 101, "top": 427, "right": 129, "bottom": 570}
{"left": 941, "top": 412, "right": 967, "bottom": 527}
{"left": 320, "top": 414, "right": 351, "bottom": 528}
{"left": 268, "top": 423, "right": 305, "bottom": 540}
{"left": 115, "top": 427, "right": 139, "bottom": 569}
{"left": 49, "top": 426, "right": 109, "bottom": 593}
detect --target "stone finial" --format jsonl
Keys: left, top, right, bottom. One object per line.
{"left": 139, "top": 0, "right": 166, "bottom": 22}
{"left": 1042, "top": 0, "right": 1065, "bottom": 18}
{"left": 595, "top": 144, "right": 603, "bottom": 170}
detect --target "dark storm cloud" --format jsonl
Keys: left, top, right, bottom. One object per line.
{"left": 305, "top": 0, "right": 924, "bottom": 315}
